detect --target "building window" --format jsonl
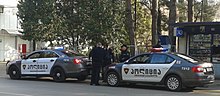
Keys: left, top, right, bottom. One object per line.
{"left": 212, "top": 34, "right": 220, "bottom": 63}
{"left": 189, "top": 34, "right": 220, "bottom": 63}
{"left": 189, "top": 34, "right": 211, "bottom": 62}
{"left": 0, "top": 6, "right": 3, "bottom": 13}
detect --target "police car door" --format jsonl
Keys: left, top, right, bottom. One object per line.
{"left": 37, "top": 51, "right": 58, "bottom": 75}
{"left": 21, "top": 52, "right": 41, "bottom": 75}
{"left": 146, "top": 54, "right": 175, "bottom": 82}
{"left": 122, "top": 54, "right": 151, "bottom": 81}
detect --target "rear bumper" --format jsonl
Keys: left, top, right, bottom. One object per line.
{"left": 183, "top": 75, "right": 215, "bottom": 87}
{"left": 65, "top": 67, "right": 92, "bottom": 78}
{"left": 66, "top": 70, "right": 89, "bottom": 78}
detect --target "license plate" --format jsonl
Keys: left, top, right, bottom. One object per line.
{"left": 207, "top": 75, "right": 214, "bottom": 79}
{"left": 206, "top": 68, "right": 213, "bottom": 71}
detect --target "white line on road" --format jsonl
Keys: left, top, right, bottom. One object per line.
{"left": 0, "top": 91, "right": 33, "bottom": 96}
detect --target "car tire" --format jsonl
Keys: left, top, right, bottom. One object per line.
{"left": 77, "top": 76, "right": 87, "bottom": 81}
{"left": 52, "top": 67, "right": 66, "bottom": 82}
{"left": 165, "top": 75, "right": 182, "bottom": 91}
{"left": 107, "top": 72, "right": 120, "bottom": 87}
{"left": 8, "top": 66, "right": 21, "bottom": 80}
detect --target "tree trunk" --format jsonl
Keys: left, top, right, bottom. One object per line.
{"left": 152, "top": 0, "right": 158, "bottom": 46}
{"left": 168, "top": 0, "right": 176, "bottom": 52}
{"left": 125, "top": 0, "right": 135, "bottom": 56}
{"left": 188, "top": 0, "right": 194, "bottom": 22}
{"left": 33, "top": 40, "right": 36, "bottom": 51}
{"left": 157, "top": 8, "right": 161, "bottom": 35}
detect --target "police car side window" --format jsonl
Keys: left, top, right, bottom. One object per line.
{"left": 150, "top": 54, "right": 170, "bottom": 64}
{"left": 129, "top": 54, "right": 150, "bottom": 64}
{"left": 44, "top": 51, "right": 59, "bottom": 58}
{"left": 166, "top": 56, "right": 174, "bottom": 63}
{"left": 28, "top": 52, "right": 41, "bottom": 59}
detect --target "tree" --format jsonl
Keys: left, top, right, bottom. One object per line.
{"left": 151, "top": 0, "right": 159, "bottom": 46}
{"left": 125, "top": 0, "right": 136, "bottom": 56}
{"left": 168, "top": 0, "right": 176, "bottom": 50}
{"left": 188, "top": 0, "right": 194, "bottom": 22}
{"left": 17, "top": 0, "right": 55, "bottom": 50}
{"left": 133, "top": 0, "right": 152, "bottom": 53}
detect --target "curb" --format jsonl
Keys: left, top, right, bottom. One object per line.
{"left": 194, "top": 90, "right": 220, "bottom": 93}
{"left": 0, "top": 62, "right": 7, "bottom": 65}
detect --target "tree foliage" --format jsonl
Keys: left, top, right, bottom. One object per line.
{"left": 17, "top": 0, "right": 219, "bottom": 53}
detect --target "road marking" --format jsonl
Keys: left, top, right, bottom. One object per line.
{"left": 0, "top": 92, "right": 33, "bottom": 96}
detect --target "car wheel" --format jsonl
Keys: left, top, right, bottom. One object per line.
{"left": 52, "top": 67, "right": 66, "bottom": 82}
{"left": 77, "top": 76, "right": 87, "bottom": 81}
{"left": 8, "top": 66, "right": 21, "bottom": 80}
{"left": 165, "top": 75, "right": 182, "bottom": 91}
{"left": 107, "top": 72, "right": 120, "bottom": 87}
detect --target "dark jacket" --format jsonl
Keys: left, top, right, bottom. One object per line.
{"left": 89, "top": 47, "right": 105, "bottom": 66}
{"left": 119, "top": 50, "right": 130, "bottom": 62}
{"left": 104, "top": 48, "right": 115, "bottom": 66}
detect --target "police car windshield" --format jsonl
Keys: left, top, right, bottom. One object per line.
{"left": 176, "top": 54, "right": 199, "bottom": 63}
{"left": 61, "top": 50, "right": 84, "bottom": 57}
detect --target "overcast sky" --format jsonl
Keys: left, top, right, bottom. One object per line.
{"left": 0, "top": 0, "right": 18, "bottom": 7}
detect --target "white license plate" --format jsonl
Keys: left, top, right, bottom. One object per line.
{"left": 207, "top": 75, "right": 214, "bottom": 79}
{"left": 206, "top": 68, "right": 213, "bottom": 71}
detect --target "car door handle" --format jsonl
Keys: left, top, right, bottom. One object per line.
{"left": 33, "top": 60, "right": 36, "bottom": 62}
{"left": 50, "top": 59, "right": 54, "bottom": 62}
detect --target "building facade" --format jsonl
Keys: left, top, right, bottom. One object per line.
{"left": 0, "top": 1, "right": 30, "bottom": 61}
{"left": 174, "top": 22, "right": 220, "bottom": 79}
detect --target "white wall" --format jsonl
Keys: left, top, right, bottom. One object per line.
{"left": 0, "top": 8, "right": 18, "bottom": 30}
{"left": 0, "top": 34, "right": 30, "bottom": 61}
{"left": 176, "top": 33, "right": 187, "bottom": 54}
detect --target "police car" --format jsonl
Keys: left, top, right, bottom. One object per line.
{"left": 6, "top": 50, "right": 91, "bottom": 82}
{"left": 104, "top": 52, "right": 215, "bottom": 91}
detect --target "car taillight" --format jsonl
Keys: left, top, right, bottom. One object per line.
{"left": 192, "top": 66, "right": 204, "bottom": 73}
{"left": 73, "top": 59, "right": 81, "bottom": 64}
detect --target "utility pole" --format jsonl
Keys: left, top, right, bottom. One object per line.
{"left": 152, "top": 0, "right": 158, "bottom": 46}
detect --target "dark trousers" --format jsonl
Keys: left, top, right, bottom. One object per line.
{"left": 91, "top": 65, "right": 101, "bottom": 85}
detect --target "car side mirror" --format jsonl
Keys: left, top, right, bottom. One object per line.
{"left": 21, "top": 55, "right": 27, "bottom": 59}
{"left": 124, "top": 60, "right": 131, "bottom": 64}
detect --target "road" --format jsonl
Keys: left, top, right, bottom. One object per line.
{"left": 0, "top": 62, "right": 220, "bottom": 96}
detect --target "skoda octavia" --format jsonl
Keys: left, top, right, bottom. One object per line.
{"left": 104, "top": 53, "right": 214, "bottom": 91}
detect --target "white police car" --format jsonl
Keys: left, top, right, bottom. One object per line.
{"left": 6, "top": 49, "right": 92, "bottom": 82}
{"left": 104, "top": 52, "right": 214, "bottom": 91}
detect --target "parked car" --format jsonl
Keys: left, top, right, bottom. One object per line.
{"left": 104, "top": 52, "right": 214, "bottom": 91}
{"left": 6, "top": 49, "right": 92, "bottom": 82}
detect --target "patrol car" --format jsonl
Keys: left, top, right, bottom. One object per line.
{"left": 104, "top": 52, "right": 214, "bottom": 91}
{"left": 6, "top": 50, "right": 91, "bottom": 82}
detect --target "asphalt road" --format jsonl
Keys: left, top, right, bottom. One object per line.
{"left": 0, "top": 62, "right": 220, "bottom": 96}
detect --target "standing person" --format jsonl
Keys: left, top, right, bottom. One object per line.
{"left": 119, "top": 44, "right": 130, "bottom": 62}
{"left": 103, "top": 45, "right": 115, "bottom": 67}
{"left": 89, "top": 42, "right": 105, "bottom": 86}
{"left": 102, "top": 45, "right": 115, "bottom": 80}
